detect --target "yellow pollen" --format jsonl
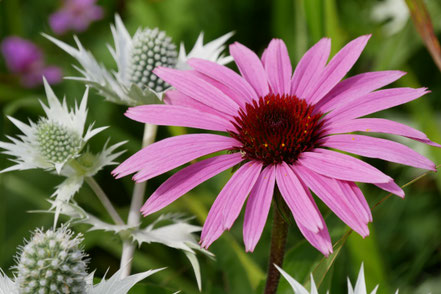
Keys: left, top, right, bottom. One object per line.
{"left": 351, "top": 137, "right": 355, "bottom": 140}
{"left": 304, "top": 130, "right": 307, "bottom": 134}
{"left": 264, "top": 143, "right": 268, "bottom": 147}
{"left": 366, "top": 129, "right": 371, "bottom": 132}
{"left": 307, "top": 115, "right": 311, "bottom": 119}
{"left": 281, "top": 143, "right": 285, "bottom": 147}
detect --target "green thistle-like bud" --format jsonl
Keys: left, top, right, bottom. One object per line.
{"left": 128, "top": 28, "right": 177, "bottom": 92}
{"left": 36, "top": 120, "right": 81, "bottom": 164}
{"left": 15, "top": 226, "right": 89, "bottom": 294}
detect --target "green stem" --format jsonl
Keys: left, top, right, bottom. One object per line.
{"left": 69, "top": 160, "right": 124, "bottom": 226}
{"left": 84, "top": 177, "right": 124, "bottom": 225}
{"left": 264, "top": 194, "right": 289, "bottom": 294}
{"left": 120, "top": 123, "right": 158, "bottom": 277}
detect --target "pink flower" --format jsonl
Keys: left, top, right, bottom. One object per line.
{"left": 113, "top": 36, "right": 439, "bottom": 255}
{"left": 1, "top": 37, "right": 62, "bottom": 88}
{"left": 49, "top": 0, "right": 103, "bottom": 35}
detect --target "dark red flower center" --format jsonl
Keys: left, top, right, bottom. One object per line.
{"left": 229, "top": 94, "right": 325, "bottom": 165}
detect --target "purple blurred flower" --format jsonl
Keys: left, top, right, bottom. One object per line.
{"left": 50, "top": 0, "right": 104, "bottom": 35}
{"left": 1, "top": 37, "right": 62, "bottom": 88}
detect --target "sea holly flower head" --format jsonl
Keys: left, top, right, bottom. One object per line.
{"left": 0, "top": 78, "right": 106, "bottom": 174}
{"left": 1, "top": 36, "right": 62, "bottom": 87}
{"left": 49, "top": 0, "right": 104, "bottom": 35}
{"left": 14, "top": 226, "right": 89, "bottom": 294}
{"left": 0, "top": 226, "right": 162, "bottom": 294}
{"left": 45, "top": 15, "right": 233, "bottom": 106}
{"left": 276, "top": 263, "right": 399, "bottom": 294}
{"left": 113, "top": 35, "right": 440, "bottom": 255}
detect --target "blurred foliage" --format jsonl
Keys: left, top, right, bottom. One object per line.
{"left": 0, "top": 0, "right": 441, "bottom": 293}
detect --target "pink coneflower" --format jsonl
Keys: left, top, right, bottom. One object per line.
{"left": 113, "top": 35, "right": 439, "bottom": 255}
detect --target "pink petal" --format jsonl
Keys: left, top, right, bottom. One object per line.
{"left": 191, "top": 71, "right": 249, "bottom": 109}
{"left": 291, "top": 38, "right": 331, "bottom": 101}
{"left": 154, "top": 67, "right": 239, "bottom": 116}
{"left": 263, "top": 39, "right": 292, "bottom": 95}
{"left": 200, "top": 161, "right": 262, "bottom": 248}
{"left": 164, "top": 90, "right": 230, "bottom": 119}
{"left": 222, "top": 161, "right": 263, "bottom": 229}
{"left": 125, "top": 105, "right": 233, "bottom": 132}
{"left": 315, "top": 70, "right": 406, "bottom": 113}
{"left": 188, "top": 58, "right": 257, "bottom": 105}
{"left": 293, "top": 164, "right": 369, "bottom": 237}
{"left": 295, "top": 217, "right": 333, "bottom": 256}
{"left": 112, "top": 134, "right": 238, "bottom": 181}
{"left": 322, "top": 134, "right": 436, "bottom": 170}
{"left": 374, "top": 180, "right": 405, "bottom": 198}
{"left": 229, "top": 42, "right": 269, "bottom": 97}
{"left": 298, "top": 148, "right": 391, "bottom": 183}
{"left": 243, "top": 165, "right": 276, "bottom": 252}
{"left": 141, "top": 153, "right": 243, "bottom": 216}
{"left": 308, "top": 35, "right": 371, "bottom": 104}
{"left": 275, "top": 162, "right": 324, "bottom": 233}
{"left": 325, "top": 118, "right": 441, "bottom": 147}
{"left": 336, "top": 180, "right": 372, "bottom": 223}
{"left": 326, "top": 87, "right": 429, "bottom": 123}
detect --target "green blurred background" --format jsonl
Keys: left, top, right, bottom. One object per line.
{"left": 1, "top": 0, "right": 441, "bottom": 293}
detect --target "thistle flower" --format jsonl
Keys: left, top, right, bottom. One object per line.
{"left": 0, "top": 78, "right": 106, "bottom": 174}
{"left": 1, "top": 37, "right": 61, "bottom": 87}
{"left": 14, "top": 226, "right": 89, "bottom": 294}
{"left": 44, "top": 15, "right": 233, "bottom": 106}
{"left": 113, "top": 36, "right": 439, "bottom": 255}
{"left": 276, "top": 263, "right": 399, "bottom": 294}
{"left": 49, "top": 0, "right": 103, "bottom": 35}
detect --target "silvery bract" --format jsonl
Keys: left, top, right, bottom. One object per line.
{"left": 276, "top": 263, "right": 399, "bottom": 294}
{"left": 53, "top": 201, "right": 211, "bottom": 291}
{"left": 45, "top": 15, "right": 233, "bottom": 106}
{"left": 0, "top": 78, "right": 106, "bottom": 174}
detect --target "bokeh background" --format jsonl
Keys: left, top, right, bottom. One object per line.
{"left": 1, "top": 0, "right": 441, "bottom": 293}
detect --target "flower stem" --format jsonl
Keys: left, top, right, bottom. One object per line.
{"left": 84, "top": 176, "right": 124, "bottom": 225}
{"left": 264, "top": 193, "right": 289, "bottom": 294}
{"left": 120, "top": 123, "right": 158, "bottom": 277}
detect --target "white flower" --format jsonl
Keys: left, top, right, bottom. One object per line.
{"left": 0, "top": 78, "right": 106, "bottom": 174}
{"left": 371, "top": 0, "right": 409, "bottom": 35}
{"left": 44, "top": 14, "right": 233, "bottom": 106}
{"left": 276, "top": 263, "right": 400, "bottom": 294}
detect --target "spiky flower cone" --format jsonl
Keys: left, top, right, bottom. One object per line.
{"left": 128, "top": 28, "right": 177, "bottom": 92}
{"left": 36, "top": 119, "right": 82, "bottom": 164}
{"left": 14, "top": 226, "right": 88, "bottom": 294}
